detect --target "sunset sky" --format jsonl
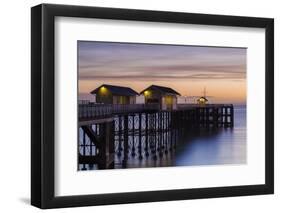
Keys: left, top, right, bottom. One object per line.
{"left": 78, "top": 41, "right": 246, "bottom": 104}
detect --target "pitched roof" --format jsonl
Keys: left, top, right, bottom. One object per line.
{"left": 91, "top": 84, "right": 139, "bottom": 96}
{"left": 140, "top": 85, "right": 181, "bottom": 96}
{"left": 197, "top": 96, "right": 208, "bottom": 101}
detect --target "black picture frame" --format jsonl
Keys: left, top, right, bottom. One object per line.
{"left": 31, "top": 3, "right": 274, "bottom": 209}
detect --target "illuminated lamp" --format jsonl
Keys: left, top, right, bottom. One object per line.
{"left": 144, "top": 90, "right": 150, "bottom": 96}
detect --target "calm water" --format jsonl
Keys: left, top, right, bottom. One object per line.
{"left": 174, "top": 106, "right": 247, "bottom": 166}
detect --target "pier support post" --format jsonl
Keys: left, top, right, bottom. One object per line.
{"left": 230, "top": 106, "right": 234, "bottom": 127}
{"left": 138, "top": 113, "right": 143, "bottom": 160}
{"left": 98, "top": 120, "right": 114, "bottom": 169}
{"left": 159, "top": 112, "right": 163, "bottom": 157}
{"left": 170, "top": 111, "right": 173, "bottom": 150}
{"left": 81, "top": 131, "right": 86, "bottom": 170}
{"left": 131, "top": 114, "right": 136, "bottom": 157}
{"left": 152, "top": 112, "right": 157, "bottom": 160}
{"left": 145, "top": 113, "right": 149, "bottom": 157}
{"left": 164, "top": 111, "right": 168, "bottom": 154}
{"left": 206, "top": 107, "right": 210, "bottom": 128}
{"left": 117, "top": 115, "right": 122, "bottom": 157}
{"left": 122, "top": 115, "right": 129, "bottom": 166}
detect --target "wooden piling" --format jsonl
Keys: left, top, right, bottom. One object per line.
{"left": 138, "top": 113, "right": 143, "bottom": 160}
{"left": 122, "top": 115, "right": 128, "bottom": 166}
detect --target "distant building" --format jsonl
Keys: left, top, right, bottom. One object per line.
{"left": 197, "top": 96, "right": 208, "bottom": 105}
{"left": 140, "top": 85, "right": 180, "bottom": 110}
{"left": 90, "top": 84, "right": 139, "bottom": 104}
{"left": 197, "top": 87, "right": 208, "bottom": 106}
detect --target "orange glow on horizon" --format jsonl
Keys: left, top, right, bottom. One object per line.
{"left": 79, "top": 79, "right": 246, "bottom": 104}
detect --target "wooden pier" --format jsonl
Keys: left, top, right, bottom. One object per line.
{"left": 78, "top": 103, "right": 234, "bottom": 170}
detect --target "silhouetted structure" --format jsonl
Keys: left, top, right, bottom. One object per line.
{"left": 79, "top": 84, "right": 234, "bottom": 170}
{"left": 91, "top": 84, "right": 139, "bottom": 104}
{"left": 140, "top": 85, "right": 180, "bottom": 110}
{"left": 197, "top": 87, "right": 208, "bottom": 106}
{"left": 197, "top": 96, "right": 208, "bottom": 105}
{"left": 79, "top": 103, "right": 234, "bottom": 170}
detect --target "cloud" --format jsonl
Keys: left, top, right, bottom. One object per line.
{"left": 78, "top": 41, "right": 246, "bottom": 81}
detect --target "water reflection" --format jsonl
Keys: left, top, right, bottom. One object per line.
{"left": 176, "top": 106, "right": 246, "bottom": 166}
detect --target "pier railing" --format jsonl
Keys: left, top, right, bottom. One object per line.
{"left": 79, "top": 103, "right": 234, "bottom": 120}
{"left": 79, "top": 103, "right": 159, "bottom": 120}
{"left": 177, "top": 103, "right": 233, "bottom": 109}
